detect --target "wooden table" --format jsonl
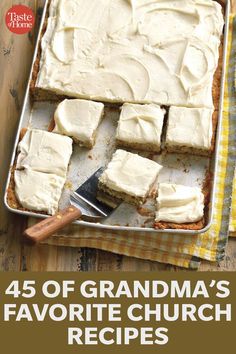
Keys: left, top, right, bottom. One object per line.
{"left": 0, "top": 0, "right": 235, "bottom": 271}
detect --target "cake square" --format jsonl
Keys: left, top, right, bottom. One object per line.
{"left": 116, "top": 103, "right": 165, "bottom": 152}
{"left": 165, "top": 107, "right": 214, "bottom": 156}
{"left": 35, "top": 0, "right": 224, "bottom": 108}
{"left": 53, "top": 99, "right": 104, "bottom": 148}
{"left": 16, "top": 129, "right": 73, "bottom": 177}
{"left": 98, "top": 149, "right": 163, "bottom": 205}
{"left": 14, "top": 169, "right": 65, "bottom": 215}
{"left": 155, "top": 183, "right": 205, "bottom": 229}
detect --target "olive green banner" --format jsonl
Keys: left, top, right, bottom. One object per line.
{"left": 0, "top": 272, "right": 234, "bottom": 353}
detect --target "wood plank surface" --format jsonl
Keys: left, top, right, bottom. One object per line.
{"left": 0, "top": 0, "right": 235, "bottom": 272}
{"left": 0, "top": 0, "right": 37, "bottom": 271}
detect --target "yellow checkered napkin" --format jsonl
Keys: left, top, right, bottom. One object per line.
{"left": 229, "top": 169, "right": 236, "bottom": 236}
{"left": 29, "top": 15, "right": 236, "bottom": 270}
{"left": 229, "top": 12, "right": 236, "bottom": 237}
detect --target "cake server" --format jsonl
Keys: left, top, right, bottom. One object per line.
{"left": 23, "top": 168, "right": 121, "bottom": 244}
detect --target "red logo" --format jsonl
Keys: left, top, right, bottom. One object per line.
{"left": 5, "top": 5, "right": 35, "bottom": 35}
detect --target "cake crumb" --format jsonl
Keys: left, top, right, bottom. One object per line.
{"left": 64, "top": 181, "right": 73, "bottom": 190}
{"left": 137, "top": 207, "right": 154, "bottom": 217}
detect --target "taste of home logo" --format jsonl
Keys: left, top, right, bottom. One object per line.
{"left": 5, "top": 5, "right": 35, "bottom": 35}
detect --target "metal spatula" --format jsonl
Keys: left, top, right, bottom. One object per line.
{"left": 23, "top": 168, "right": 121, "bottom": 244}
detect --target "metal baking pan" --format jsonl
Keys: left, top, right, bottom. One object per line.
{"left": 4, "top": 0, "right": 230, "bottom": 235}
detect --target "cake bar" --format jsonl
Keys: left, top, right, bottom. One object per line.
{"left": 16, "top": 129, "right": 73, "bottom": 177}
{"left": 165, "top": 107, "right": 214, "bottom": 156}
{"left": 14, "top": 169, "right": 65, "bottom": 215}
{"left": 98, "top": 149, "right": 163, "bottom": 206}
{"left": 14, "top": 129, "right": 73, "bottom": 215}
{"left": 53, "top": 99, "right": 104, "bottom": 148}
{"left": 155, "top": 183, "right": 205, "bottom": 230}
{"left": 116, "top": 103, "right": 165, "bottom": 152}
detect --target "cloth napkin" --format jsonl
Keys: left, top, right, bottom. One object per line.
{"left": 28, "top": 15, "right": 236, "bottom": 270}
{"left": 229, "top": 168, "right": 236, "bottom": 236}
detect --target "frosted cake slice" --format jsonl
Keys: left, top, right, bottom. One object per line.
{"left": 14, "top": 169, "right": 65, "bottom": 215}
{"left": 16, "top": 129, "right": 73, "bottom": 177}
{"left": 155, "top": 183, "right": 205, "bottom": 230}
{"left": 53, "top": 99, "right": 104, "bottom": 148}
{"left": 116, "top": 103, "right": 165, "bottom": 152}
{"left": 165, "top": 107, "right": 214, "bottom": 156}
{"left": 98, "top": 149, "right": 163, "bottom": 206}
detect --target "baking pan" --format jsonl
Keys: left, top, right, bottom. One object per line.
{"left": 4, "top": 0, "right": 230, "bottom": 235}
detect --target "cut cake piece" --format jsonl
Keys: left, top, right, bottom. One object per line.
{"left": 165, "top": 106, "right": 214, "bottom": 156}
{"left": 116, "top": 103, "right": 165, "bottom": 152}
{"left": 155, "top": 183, "right": 205, "bottom": 230}
{"left": 16, "top": 129, "right": 73, "bottom": 177}
{"left": 98, "top": 149, "right": 163, "bottom": 206}
{"left": 14, "top": 169, "right": 65, "bottom": 215}
{"left": 14, "top": 129, "right": 73, "bottom": 215}
{"left": 53, "top": 99, "right": 104, "bottom": 148}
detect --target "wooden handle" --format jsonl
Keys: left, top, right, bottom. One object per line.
{"left": 23, "top": 206, "right": 82, "bottom": 244}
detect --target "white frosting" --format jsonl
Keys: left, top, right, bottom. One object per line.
{"left": 116, "top": 103, "right": 165, "bottom": 148}
{"left": 99, "top": 149, "right": 163, "bottom": 198}
{"left": 166, "top": 106, "right": 213, "bottom": 150}
{"left": 14, "top": 169, "right": 65, "bottom": 215}
{"left": 16, "top": 129, "right": 73, "bottom": 177}
{"left": 53, "top": 99, "right": 104, "bottom": 146}
{"left": 156, "top": 183, "right": 204, "bottom": 223}
{"left": 36, "top": 0, "right": 224, "bottom": 107}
